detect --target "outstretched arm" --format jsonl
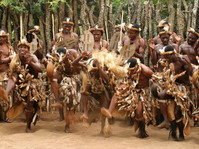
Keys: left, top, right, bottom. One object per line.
{"left": 29, "top": 55, "right": 42, "bottom": 72}
{"left": 134, "top": 39, "right": 145, "bottom": 60}
{"left": 6, "top": 73, "right": 18, "bottom": 95}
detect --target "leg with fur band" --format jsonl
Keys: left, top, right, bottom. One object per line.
{"left": 134, "top": 117, "right": 148, "bottom": 138}
{"left": 134, "top": 101, "right": 148, "bottom": 138}
{"left": 168, "top": 101, "right": 185, "bottom": 141}
{"left": 175, "top": 105, "right": 185, "bottom": 141}
{"left": 25, "top": 101, "right": 37, "bottom": 133}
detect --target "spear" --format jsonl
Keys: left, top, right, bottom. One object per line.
{"left": 118, "top": 11, "right": 124, "bottom": 52}
{"left": 20, "top": 12, "right": 23, "bottom": 41}
{"left": 52, "top": 14, "right": 55, "bottom": 41}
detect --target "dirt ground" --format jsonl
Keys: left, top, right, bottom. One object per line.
{"left": 0, "top": 112, "right": 198, "bottom": 149}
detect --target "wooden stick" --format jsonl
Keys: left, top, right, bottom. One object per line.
{"left": 20, "top": 12, "right": 23, "bottom": 41}
{"left": 52, "top": 14, "right": 55, "bottom": 41}
{"left": 118, "top": 11, "right": 124, "bottom": 52}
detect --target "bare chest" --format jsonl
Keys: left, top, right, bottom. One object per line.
{"left": 0, "top": 45, "right": 9, "bottom": 56}
{"left": 182, "top": 45, "right": 196, "bottom": 55}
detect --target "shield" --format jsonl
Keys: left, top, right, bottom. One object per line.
{"left": 55, "top": 38, "right": 78, "bottom": 50}
{"left": 120, "top": 43, "right": 136, "bottom": 60}
{"left": 0, "top": 87, "right": 9, "bottom": 102}
{"left": 6, "top": 101, "right": 26, "bottom": 120}
{"left": 109, "top": 32, "right": 124, "bottom": 52}
{"left": 80, "top": 30, "right": 94, "bottom": 52}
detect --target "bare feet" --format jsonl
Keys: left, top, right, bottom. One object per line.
{"left": 101, "top": 107, "right": 112, "bottom": 118}
{"left": 51, "top": 102, "right": 63, "bottom": 108}
{"left": 26, "top": 127, "right": 32, "bottom": 133}
{"left": 157, "top": 121, "right": 170, "bottom": 129}
{"left": 54, "top": 117, "right": 64, "bottom": 122}
{"left": 80, "top": 114, "right": 88, "bottom": 120}
{"left": 65, "top": 125, "right": 72, "bottom": 133}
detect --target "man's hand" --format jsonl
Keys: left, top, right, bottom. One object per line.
{"left": 195, "top": 40, "right": 199, "bottom": 49}
{"left": 24, "top": 53, "right": 33, "bottom": 65}
{"left": 81, "top": 51, "right": 90, "bottom": 58}
{"left": 148, "top": 39, "right": 155, "bottom": 50}
{"left": 93, "top": 59, "right": 100, "bottom": 68}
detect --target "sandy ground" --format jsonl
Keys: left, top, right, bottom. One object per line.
{"left": 0, "top": 112, "right": 198, "bottom": 149}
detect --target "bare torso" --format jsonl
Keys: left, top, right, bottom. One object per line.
{"left": 153, "top": 32, "right": 181, "bottom": 46}
{"left": 93, "top": 40, "right": 109, "bottom": 51}
{"left": 122, "top": 36, "right": 145, "bottom": 61}
{"left": 0, "top": 44, "right": 12, "bottom": 72}
{"left": 170, "top": 55, "right": 192, "bottom": 85}
{"left": 179, "top": 42, "right": 199, "bottom": 65}
{"left": 136, "top": 64, "right": 153, "bottom": 88}
{"left": 153, "top": 43, "right": 178, "bottom": 71}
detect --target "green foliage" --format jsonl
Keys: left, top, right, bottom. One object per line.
{"left": 30, "top": 0, "right": 45, "bottom": 16}
{"left": 0, "top": 0, "right": 25, "bottom": 13}
{"left": 48, "top": 0, "right": 65, "bottom": 12}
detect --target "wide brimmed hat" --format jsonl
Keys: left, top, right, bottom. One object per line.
{"left": 159, "top": 29, "right": 172, "bottom": 36}
{"left": 160, "top": 46, "right": 176, "bottom": 55}
{"left": 28, "top": 25, "right": 40, "bottom": 33}
{"left": 157, "top": 20, "right": 170, "bottom": 28}
{"left": 188, "top": 28, "right": 199, "bottom": 37}
{"left": 62, "top": 18, "right": 74, "bottom": 25}
{"left": 114, "top": 23, "right": 126, "bottom": 31}
{"left": 0, "top": 30, "right": 9, "bottom": 37}
{"left": 90, "top": 25, "right": 104, "bottom": 32}
{"left": 17, "top": 39, "right": 30, "bottom": 48}
{"left": 126, "top": 24, "right": 141, "bottom": 32}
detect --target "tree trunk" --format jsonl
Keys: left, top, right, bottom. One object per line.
{"left": 108, "top": 4, "right": 114, "bottom": 36}
{"left": 39, "top": 15, "right": 46, "bottom": 53}
{"left": 45, "top": 2, "right": 52, "bottom": 53}
{"left": 89, "top": 5, "right": 95, "bottom": 27}
{"left": 127, "top": 2, "right": 131, "bottom": 24}
{"left": 73, "top": 0, "right": 79, "bottom": 34}
{"left": 28, "top": 13, "right": 34, "bottom": 26}
{"left": 168, "top": 0, "right": 175, "bottom": 32}
{"left": 196, "top": 2, "right": 199, "bottom": 28}
{"left": 7, "top": 8, "right": 12, "bottom": 36}
{"left": 187, "top": 4, "right": 193, "bottom": 32}
{"left": 68, "top": 0, "right": 73, "bottom": 19}
{"left": 155, "top": 0, "right": 162, "bottom": 27}
{"left": 136, "top": 1, "right": 142, "bottom": 25}
{"left": 191, "top": 0, "right": 199, "bottom": 28}
{"left": 177, "top": 0, "right": 185, "bottom": 41}
{"left": 80, "top": 0, "right": 89, "bottom": 31}
{"left": 13, "top": 22, "right": 19, "bottom": 48}
{"left": 24, "top": 10, "right": 29, "bottom": 34}
{"left": 98, "top": 0, "right": 105, "bottom": 27}
{"left": 54, "top": 11, "right": 59, "bottom": 34}
{"left": 104, "top": 0, "right": 109, "bottom": 41}
{"left": 58, "top": 1, "right": 66, "bottom": 29}
{"left": 143, "top": 1, "right": 149, "bottom": 66}
{"left": 131, "top": 2, "right": 138, "bottom": 23}
{"left": 1, "top": 7, "right": 7, "bottom": 30}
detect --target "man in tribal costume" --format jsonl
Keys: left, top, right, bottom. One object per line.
{"left": 121, "top": 24, "right": 145, "bottom": 63}
{"left": 150, "top": 29, "right": 179, "bottom": 128}
{"left": 79, "top": 57, "right": 113, "bottom": 136}
{"left": 149, "top": 20, "right": 181, "bottom": 46}
{"left": 151, "top": 45, "right": 193, "bottom": 141}
{"left": 151, "top": 29, "right": 179, "bottom": 71}
{"left": 179, "top": 28, "right": 199, "bottom": 65}
{"left": 148, "top": 20, "right": 181, "bottom": 56}
{"left": 101, "top": 58, "right": 153, "bottom": 138}
{"left": 0, "top": 30, "right": 14, "bottom": 122}
{"left": 109, "top": 24, "right": 125, "bottom": 53}
{"left": 46, "top": 47, "right": 88, "bottom": 132}
{"left": 90, "top": 25, "right": 109, "bottom": 51}
{"left": 5, "top": 39, "right": 44, "bottom": 132}
{"left": 53, "top": 18, "right": 79, "bottom": 51}
{"left": 25, "top": 25, "right": 45, "bottom": 61}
